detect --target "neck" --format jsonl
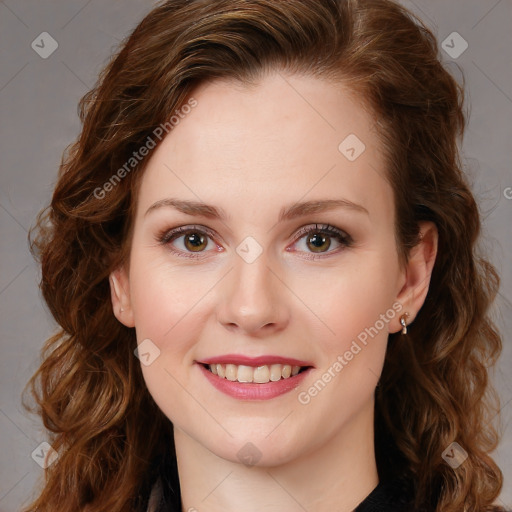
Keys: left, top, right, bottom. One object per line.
{"left": 173, "top": 400, "right": 379, "bottom": 512}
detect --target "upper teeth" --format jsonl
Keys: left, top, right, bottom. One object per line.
{"left": 208, "top": 363, "right": 302, "bottom": 383}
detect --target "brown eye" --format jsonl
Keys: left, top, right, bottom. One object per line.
{"left": 157, "top": 225, "right": 218, "bottom": 259}
{"left": 306, "top": 232, "right": 332, "bottom": 253}
{"left": 291, "top": 223, "right": 353, "bottom": 259}
{"left": 183, "top": 231, "right": 208, "bottom": 252}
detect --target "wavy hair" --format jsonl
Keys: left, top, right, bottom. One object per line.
{"left": 23, "top": 0, "right": 506, "bottom": 511}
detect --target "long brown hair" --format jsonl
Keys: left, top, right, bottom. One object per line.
{"left": 24, "top": 1, "right": 506, "bottom": 511}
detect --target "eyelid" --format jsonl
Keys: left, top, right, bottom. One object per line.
{"left": 292, "top": 223, "right": 352, "bottom": 243}
{"left": 288, "top": 223, "right": 353, "bottom": 260}
{"left": 156, "top": 223, "right": 353, "bottom": 259}
{"left": 156, "top": 224, "right": 221, "bottom": 260}
{"left": 157, "top": 224, "right": 218, "bottom": 245}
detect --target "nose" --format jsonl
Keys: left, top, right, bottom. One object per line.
{"left": 215, "top": 251, "right": 289, "bottom": 336}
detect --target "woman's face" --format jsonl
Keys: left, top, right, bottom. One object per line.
{"left": 112, "top": 72, "right": 419, "bottom": 466}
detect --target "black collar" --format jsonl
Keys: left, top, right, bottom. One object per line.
{"left": 151, "top": 470, "right": 418, "bottom": 512}
{"left": 354, "top": 473, "right": 417, "bottom": 512}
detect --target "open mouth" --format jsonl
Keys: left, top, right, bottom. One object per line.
{"left": 202, "top": 363, "right": 311, "bottom": 384}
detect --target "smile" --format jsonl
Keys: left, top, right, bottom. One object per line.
{"left": 204, "top": 363, "right": 309, "bottom": 383}
{"left": 196, "top": 355, "right": 314, "bottom": 400}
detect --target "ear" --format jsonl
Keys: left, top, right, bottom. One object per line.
{"left": 392, "top": 221, "right": 438, "bottom": 333}
{"left": 109, "top": 266, "right": 135, "bottom": 328}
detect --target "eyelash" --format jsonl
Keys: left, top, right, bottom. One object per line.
{"left": 156, "top": 223, "right": 353, "bottom": 260}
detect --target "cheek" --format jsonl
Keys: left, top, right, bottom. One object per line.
{"left": 128, "top": 246, "right": 217, "bottom": 344}
{"left": 127, "top": 252, "right": 212, "bottom": 425}
{"left": 127, "top": 250, "right": 222, "bottom": 411}
{"left": 288, "top": 257, "right": 399, "bottom": 434}
{"left": 296, "top": 254, "right": 399, "bottom": 358}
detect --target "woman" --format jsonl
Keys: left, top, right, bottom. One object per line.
{"left": 24, "top": 0, "right": 508, "bottom": 511}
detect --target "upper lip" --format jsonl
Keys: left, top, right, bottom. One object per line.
{"left": 197, "top": 354, "right": 314, "bottom": 367}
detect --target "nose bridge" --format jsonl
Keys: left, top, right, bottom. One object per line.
{"left": 217, "top": 246, "right": 288, "bottom": 334}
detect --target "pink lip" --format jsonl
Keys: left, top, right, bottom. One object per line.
{"left": 197, "top": 363, "right": 312, "bottom": 400}
{"left": 198, "top": 354, "right": 314, "bottom": 367}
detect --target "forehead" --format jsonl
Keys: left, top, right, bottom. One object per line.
{"left": 135, "top": 72, "right": 393, "bottom": 226}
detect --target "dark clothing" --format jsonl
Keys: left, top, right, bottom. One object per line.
{"left": 147, "top": 460, "right": 422, "bottom": 511}
{"left": 354, "top": 472, "right": 417, "bottom": 511}
{"left": 146, "top": 463, "right": 509, "bottom": 512}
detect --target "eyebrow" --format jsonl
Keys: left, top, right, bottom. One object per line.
{"left": 144, "top": 198, "right": 369, "bottom": 221}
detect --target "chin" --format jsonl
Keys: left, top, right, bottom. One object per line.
{"left": 202, "top": 431, "right": 306, "bottom": 468}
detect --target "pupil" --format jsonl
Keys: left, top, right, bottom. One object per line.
{"left": 308, "top": 233, "right": 330, "bottom": 253}
{"left": 186, "top": 233, "right": 206, "bottom": 251}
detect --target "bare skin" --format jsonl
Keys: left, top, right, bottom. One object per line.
{"left": 110, "top": 71, "right": 438, "bottom": 512}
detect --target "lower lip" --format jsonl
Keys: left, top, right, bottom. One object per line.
{"left": 197, "top": 363, "right": 311, "bottom": 400}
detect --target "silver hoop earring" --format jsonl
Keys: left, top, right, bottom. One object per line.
{"left": 400, "top": 313, "right": 409, "bottom": 335}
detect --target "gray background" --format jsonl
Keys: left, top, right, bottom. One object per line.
{"left": 0, "top": 0, "right": 511, "bottom": 510}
